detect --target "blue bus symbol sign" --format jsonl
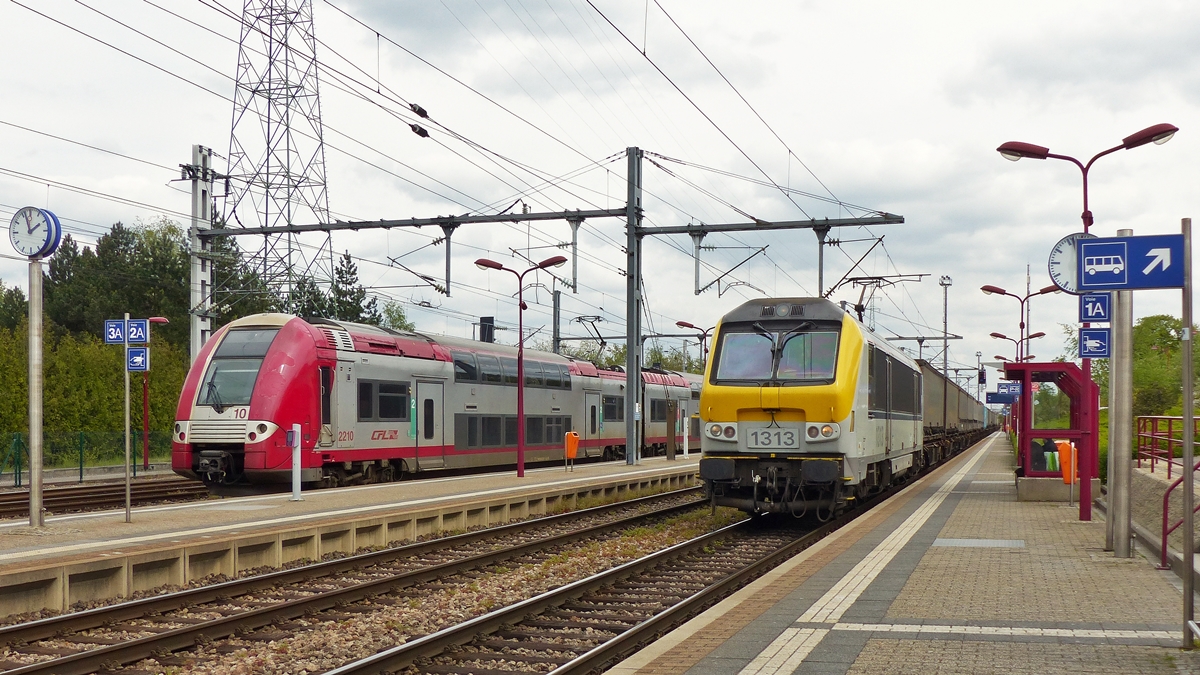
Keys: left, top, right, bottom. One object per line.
{"left": 1080, "top": 242, "right": 1128, "bottom": 287}
{"left": 1079, "top": 328, "right": 1111, "bottom": 359}
{"left": 1079, "top": 293, "right": 1110, "bottom": 323}
{"left": 127, "top": 347, "right": 150, "bottom": 372}
{"left": 104, "top": 320, "right": 125, "bottom": 344}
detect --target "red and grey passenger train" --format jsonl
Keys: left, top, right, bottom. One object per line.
{"left": 172, "top": 314, "right": 701, "bottom": 486}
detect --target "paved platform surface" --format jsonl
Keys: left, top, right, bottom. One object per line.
{"left": 0, "top": 455, "right": 696, "bottom": 569}
{"left": 615, "top": 434, "right": 1200, "bottom": 675}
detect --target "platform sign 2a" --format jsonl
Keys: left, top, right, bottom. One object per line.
{"left": 1079, "top": 293, "right": 1111, "bottom": 323}
{"left": 1079, "top": 328, "right": 1111, "bottom": 359}
{"left": 1078, "top": 234, "right": 1185, "bottom": 290}
{"left": 125, "top": 319, "right": 148, "bottom": 344}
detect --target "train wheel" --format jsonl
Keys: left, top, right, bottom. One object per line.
{"left": 363, "top": 464, "right": 377, "bottom": 484}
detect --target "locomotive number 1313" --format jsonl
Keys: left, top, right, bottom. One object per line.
{"left": 746, "top": 429, "right": 800, "bottom": 449}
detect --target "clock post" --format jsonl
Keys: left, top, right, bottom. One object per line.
{"left": 8, "top": 207, "right": 62, "bottom": 528}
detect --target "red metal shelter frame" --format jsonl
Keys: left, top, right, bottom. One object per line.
{"left": 1004, "top": 361, "right": 1099, "bottom": 520}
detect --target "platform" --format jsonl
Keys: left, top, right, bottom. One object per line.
{"left": 0, "top": 455, "right": 696, "bottom": 618}
{"left": 615, "top": 434, "right": 1200, "bottom": 675}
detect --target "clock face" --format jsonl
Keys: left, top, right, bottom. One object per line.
{"left": 8, "top": 207, "right": 60, "bottom": 258}
{"left": 1047, "top": 232, "right": 1096, "bottom": 294}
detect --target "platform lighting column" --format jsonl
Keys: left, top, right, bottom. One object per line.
{"left": 28, "top": 257, "right": 44, "bottom": 527}
{"left": 997, "top": 123, "right": 1178, "bottom": 527}
{"left": 626, "top": 147, "right": 644, "bottom": 465}
{"left": 1181, "top": 217, "right": 1194, "bottom": 648}
{"left": 143, "top": 318, "right": 169, "bottom": 471}
{"left": 475, "top": 255, "right": 567, "bottom": 478}
{"left": 675, "top": 321, "right": 714, "bottom": 364}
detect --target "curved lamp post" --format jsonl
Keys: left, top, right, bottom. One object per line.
{"left": 997, "top": 123, "right": 1177, "bottom": 232}
{"left": 474, "top": 255, "right": 568, "bottom": 477}
{"left": 144, "top": 317, "right": 169, "bottom": 470}
{"left": 981, "top": 284, "right": 1059, "bottom": 360}
{"left": 675, "top": 321, "right": 715, "bottom": 366}
{"left": 990, "top": 330, "right": 1044, "bottom": 361}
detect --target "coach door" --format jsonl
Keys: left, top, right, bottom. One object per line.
{"left": 584, "top": 392, "right": 601, "bottom": 458}
{"left": 416, "top": 381, "right": 445, "bottom": 470}
{"left": 335, "top": 359, "right": 357, "bottom": 448}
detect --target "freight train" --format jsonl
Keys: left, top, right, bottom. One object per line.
{"left": 697, "top": 297, "right": 995, "bottom": 516}
{"left": 172, "top": 314, "right": 701, "bottom": 487}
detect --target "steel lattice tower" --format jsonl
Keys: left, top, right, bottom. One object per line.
{"left": 224, "top": 0, "right": 333, "bottom": 304}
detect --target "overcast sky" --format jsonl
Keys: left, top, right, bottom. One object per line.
{"left": 2, "top": 0, "right": 1197, "bottom": 393}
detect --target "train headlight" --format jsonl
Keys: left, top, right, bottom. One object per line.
{"left": 257, "top": 423, "right": 268, "bottom": 434}
{"left": 706, "top": 422, "right": 737, "bottom": 441}
{"left": 722, "top": 425, "right": 736, "bottom": 439}
{"left": 805, "top": 423, "right": 840, "bottom": 442}
{"left": 709, "top": 423, "right": 723, "bottom": 437}
{"left": 774, "top": 302, "right": 792, "bottom": 317}
{"left": 248, "top": 432, "right": 257, "bottom": 441}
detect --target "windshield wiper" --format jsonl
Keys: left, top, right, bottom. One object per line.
{"left": 205, "top": 366, "right": 226, "bottom": 414}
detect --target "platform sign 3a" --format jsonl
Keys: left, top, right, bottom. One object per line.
{"left": 1078, "top": 234, "right": 1185, "bottom": 290}
{"left": 1079, "top": 328, "right": 1111, "bottom": 359}
{"left": 1079, "top": 293, "right": 1111, "bottom": 323}
{"left": 126, "top": 347, "right": 149, "bottom": 372}
{"left": 104, "top": 320, "right": 125, "bottom": 344}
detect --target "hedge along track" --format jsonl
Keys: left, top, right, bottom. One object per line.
{"left": 0, "top": 487, "right": 704, "bottom": 675}
{"left": 0, "top": 478, "right": 210, "bottom": 519}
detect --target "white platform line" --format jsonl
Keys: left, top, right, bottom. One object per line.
{"left": 738, "top": 439, "right": 993, "bottom": 675}
{"left": 832, "top": 622, "right": 1174, "bottom": 641}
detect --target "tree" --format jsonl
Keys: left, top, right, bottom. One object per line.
{"left": 0, "top": 281, "right": 26, "bottom": 330}
{"left": 329, "top": 252, "right": 380, "bottom": 325}
{"left": 381, "top": 301, "right": 415, "bottom": 332}
{"left": 289, "top": 276, "right": 329, "bottom": 318}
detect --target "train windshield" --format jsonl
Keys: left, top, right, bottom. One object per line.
{"left": 197, "top": 328, "right": 280, "bottom": 411}
{"left": 713, "top": 326, "right": 839, "bottom": 383}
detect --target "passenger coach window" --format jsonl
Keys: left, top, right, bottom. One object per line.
{"left": 524, "top": 362, "right": 544, "bottom": 387}
{"left": 452, "top": 351, "right": 477, "bottom": 382}
{"left": 560, "top": 365, "right": 572, "bottom": 389}
{"left": 358, "top": 380, "right": 410, "bottom": 422}
{"left": 590, "top": 405, "right": 597, "bottom": 434}
{"left": 320, "top": 367, "right": 333, "bottom": 425}
{"left": 650, "top": 399, "right": 667, "bottom": 422}
{"left": 423, "top": 399, "right": 435, "bottom": 440}
{"left": 357, "top": 382, "right": 374, "bottom": 421}
{"left": 603, "top": 395, "right": 624, "bottom": 422}
{"left": 501, "top": 358, "right": 519, "bottom": 385}
{"left": 478, "top": 354, "right": 502, "bottom": 383}
{"left": 378, "top": 383, "right": 409, "bottom": 420}
{"left": 777, "top": 332, "right": 839, "bottom": 381}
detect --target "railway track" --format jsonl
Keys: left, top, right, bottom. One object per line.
{"left": 328, "top": 516, "right": 840, "bottom": 675}
{"left": 0, "top": 478, "right": 210, "bottom": 520}
{"left": 0, "top": 487, "right": 706, "bottom": 675}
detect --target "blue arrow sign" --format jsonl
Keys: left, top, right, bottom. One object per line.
{"left": 1079, "top": 328, "right": 1111, "bottom": 359}
{"left": 127, "top": 346, "right": 149, "bottom": 372}
{"left": 1079, "top": 292, "right": 1111, "bottom": 323}
{"left": 104, "top": 320, "right": 125, "bottom": 344}
{"left": 1078, "top": 234, "right": 1185, "bottom": 290}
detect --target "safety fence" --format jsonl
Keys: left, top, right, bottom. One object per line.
{"left": 1, "top": 431, "right": 173, "bottom": 487}
{"left": 1135, "top": 416, "right": 1200, "bottom": 569}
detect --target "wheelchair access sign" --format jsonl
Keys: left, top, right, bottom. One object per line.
{"left": 1078, "top": 234, "right": 1185, "bottom": 290}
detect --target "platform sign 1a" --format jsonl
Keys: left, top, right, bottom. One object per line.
{"left": 126, "top": 346, "right": 149, "bottom": 372}
{"left": 1080, "top": 293, "right": 1111, "bottom": 323}
{"left": 1079, "top": 328, "right": 1111, "bottom": 359}
{"left": 1078, "top": 234, "right": 1185, "bottom": 290}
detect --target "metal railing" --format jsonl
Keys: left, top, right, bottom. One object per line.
{"left": 1136, "top": 416, "right": 1200, "bottom": 479}
{"left": 1136, "top": 416, "right": 1200, "bottom": 569}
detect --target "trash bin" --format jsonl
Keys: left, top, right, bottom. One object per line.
{"left": 1056, "top": 441, "right": 1075, "bottom": 485}
{"left": 564, "top": 431, "right": 579, "bottom": 472}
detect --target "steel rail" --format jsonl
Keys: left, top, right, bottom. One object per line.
{"left": 0, "top": 479, "right": 209, "bottom": 518}
{"left": 0, "top": 489, "right": 703, "bottom": 675}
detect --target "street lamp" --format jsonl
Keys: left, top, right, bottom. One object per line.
{"left": 474, "top": 255, "right": 568, "bottom": 477}
{"left": 981, "top": 284, "right": 1059, "bottom": 361}
{"left": 997, "top": 123, "right": 1177, "bottom": 231}
{"left": 675, "top": 320, "right": 715, "bottom": 366}
{"left": 143, "top": 317, "right": 169, "bottom": 471}
{"left": 990, "top": 330, "right": 1044, "bottom": 361}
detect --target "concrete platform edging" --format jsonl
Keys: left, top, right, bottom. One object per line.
{"left": 0, "top": 467, "right": 695, "bottom": 619}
